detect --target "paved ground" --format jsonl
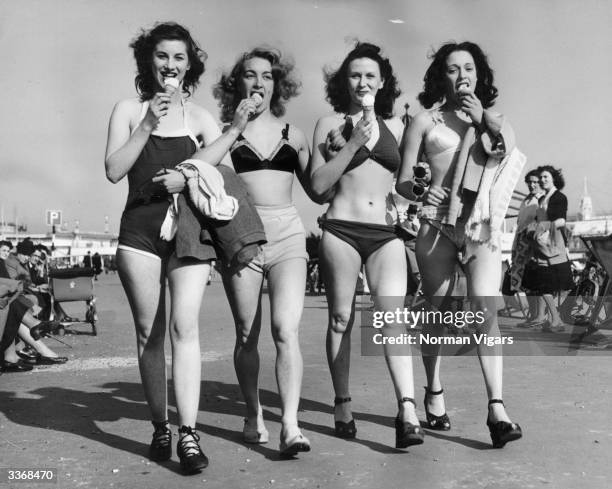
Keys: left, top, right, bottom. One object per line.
{"left": 1, "top": 273, "right": 611, "bottom": 489}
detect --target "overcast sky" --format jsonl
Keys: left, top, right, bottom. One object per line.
{"left": 1, "top": 0, "right": 611, "bottom": 234}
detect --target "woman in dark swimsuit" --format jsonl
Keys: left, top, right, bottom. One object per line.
{"left": 192, "top": 47, "right": 314, "bottom": 457}
{"left": 105, "top": 22, "right": 219, "bottom": 474}
{"left": 310, "top": 42, "right": 423, "bottom": 449}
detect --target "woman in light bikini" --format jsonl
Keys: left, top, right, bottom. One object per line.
{"left": 397, "top": 41, "right": 522, "bottom": 448}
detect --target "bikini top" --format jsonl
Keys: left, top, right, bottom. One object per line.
{"left": 423, "top": 109, "right": 464, "bottom": 158}
{"left": 341, "top": 116, "right": 401, "bottom": 174}
{"left": 230, "top": 124, "right": 300, "bottom": 174}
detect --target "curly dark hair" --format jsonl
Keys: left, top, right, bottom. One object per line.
{"left": 213, "top": 47, "right": 301, "bottom": 123}
{"left": 537, "top": 165, "right": 565, "bottom": 190}
{"left": 130, "top": 22, "right": 206, "bottom": 101}
{"left": 418, "top": 41, "right": 498, "bottom": 109}
{"left": 324, "top": 42, "right": 400, "bottom": 119}
{"left": 524, "top": 169, "right": 541, "bottom": 184}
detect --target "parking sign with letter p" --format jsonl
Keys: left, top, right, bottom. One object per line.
{"left": 46, "top": 210, "right": 62, "bottom": 226}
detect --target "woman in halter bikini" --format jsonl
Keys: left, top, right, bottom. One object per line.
{"left": 311, "top": 42, "right": 424, "bottom": 449}
{"left": 397, "top": 41, "right": 522, "bottom": 448}
{"left": 192, "top": 47, "right": 315, "bottom": 457}
{"left": 105, "top": 22, "right": 217, "bottom": 474}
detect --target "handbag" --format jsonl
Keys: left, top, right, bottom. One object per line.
{"left": 533, "top": 222, "right": 564, "bottom": 258}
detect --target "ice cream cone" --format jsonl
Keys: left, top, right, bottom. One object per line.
{"left": 361, "top": 93, "right": 375, "bottom": 121}
{"left": 164, "top": 77, "right": 180, "bottom": 95}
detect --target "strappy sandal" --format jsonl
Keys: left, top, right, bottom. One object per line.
{"left": 487, "top": 399, "right": 522, "bottom": 448}
{"left": 243, "top": 418, "right": 269, "bottom": 444}
{"left": 149, "top": 420, "right": 171, "bottom": 462}
{"left": 334, "top": 396, "right": 357, "bottom": 439}
{"left": 279, "top": 430, "right": 311, "bottom": 458}
{"left": 395, "top": 397, "right": 424, "bottom": 448}
{"left": 177, "top": 425, "right": 209, "bottom": 474}
{"left": 423, "top": 387, "right": 451, "bottom": 430}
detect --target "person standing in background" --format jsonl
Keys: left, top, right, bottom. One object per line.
{"left": 512, "top": 169, "right": 543, "bottom": 327}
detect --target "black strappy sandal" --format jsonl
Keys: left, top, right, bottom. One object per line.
{"left": 149, "top": 420, "right": 172, "bottom": 462}
{"left": 177, "top": 425, "right": 209, "bottom": 474}
{"left": 334, "top": 397, "right": 357, "bottom": 439}
{"left": 395, "top": 397, "right": 424, "bottom": 448}
{"left": 487, "top": 399, "right": 522, "bottom": 448}
{"left": 423, "top": 387, "right": 451, "bottom": 431}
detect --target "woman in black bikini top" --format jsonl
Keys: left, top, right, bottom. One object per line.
{"left": 230, "top": 123, "right": 300, "bottom": 174}
{"left": 189, "top": 46, "right": 316, "bottom": 457}
{"left": 310, "top": 42, "right": 423, "bottom": 449}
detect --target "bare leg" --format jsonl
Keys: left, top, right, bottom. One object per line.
{"left": 19, "top": 310, "right": 44, "bottom": 328}
{"left": 167, "top": 256, "right": 210, "bottom": 428}
{"left": 542, "top": 292, "right": 569, "bottom": 327}
{"left": 525, "top": 293, "right": 539, "bottom": 320}
{"left": 366, "top": 238, "right": 418, "bottom": 425}
{"left": 222, "top": 265, "right": 265, "bottom": 434}
{"left": 268, "top": 258, "right": 307, "bottom": 439}
{"left": 415, "top": 223, "right": 458, "bottom": 417}
{"left": 320, "top": 232, "right": 361, "bottom": 424}
{"left": 3, "top": 342, "right": 19, "bottom": 362}
{"left": 17, "top": 324, "right": 60, "bottom": 357}
{"left": 117, "top": 249, "right": 168, "bottom": 423}
{"left": 531, "top": 294, "right": 549, "bottom": 322}
{"left": 465, "top": 241, "right": 513, "bottom": 424}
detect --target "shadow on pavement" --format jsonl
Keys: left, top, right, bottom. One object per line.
{"left": 0, "top": 378, "right": 492, "bottom": 471}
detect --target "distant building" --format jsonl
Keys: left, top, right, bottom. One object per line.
{"left": 0, "top": 228, "right": 118, "bottom": 265}
{"left": 578, "top": 177, "right": 593, "bottom": 220}
{"left": 0, "top": 222, "right": 28, "bottom": 234}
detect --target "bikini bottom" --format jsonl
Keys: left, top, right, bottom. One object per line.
{"left": 319, "top": 218, "right": 400, "bottom": 262}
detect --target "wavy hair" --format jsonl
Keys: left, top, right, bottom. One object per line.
{"left": 130, "top": 22, "right": 206, "bottom": 101}
{"left": 524, "top": 169, "right": 541, "bottom": 184}
{"left": 324, "top": 42, "right": 400, "bottom": 119}
{"left": 418, "top": 41, "right": 498, "bottom": 109}
{"left": 537, "top": 165, "right": 565, "bottom": 190}
{"left": 213, "top": 47, "right": 301, "bottom": 123}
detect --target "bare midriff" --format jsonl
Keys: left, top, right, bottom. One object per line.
{"left": 239, "top": 171, "right": 294, "bottom": 207}
{"left": 326, "top": 161, "right": 397, "bottom": 224}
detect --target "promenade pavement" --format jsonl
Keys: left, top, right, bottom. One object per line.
{"left": 1, "top": 273, "right": 611, "bottom": 489}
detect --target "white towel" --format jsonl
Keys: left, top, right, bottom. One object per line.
{"left": 464, "top": 148, "right": 527, "bottom": 248}
{"left": 176, "top": 159, "right": 239, "bottom": 220}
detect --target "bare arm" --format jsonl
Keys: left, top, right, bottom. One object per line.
{"left": 104, "top": 94, "right": 169, "bottom": 183}
{"left": 191, "top": 106, "right": 235, "bottom": 168}
{"left": 190, "top": 98, "right": 257, "bottom": 167}
{"left": 292, "top": 127, "right": 330, "bottom": 204}
{"left": 191, "top": 126, "right": 241, "bottom": 168}
{"left": 151, "top": 105, "right": 227, "bottom": 191}
{"left": 396, "top": 112, "right": 449, "bottom": 206}
{"left": 396, "top": 112, "right": 427, "bottom": 200}
{"left": 310, "top": 116, "right": 372, "bottom": 197}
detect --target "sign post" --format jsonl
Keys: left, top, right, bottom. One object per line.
{"left": 46, "top": 210, "right": 62, "bottom": 227}
{"left": 46, "top": 210, "right": 62, "bottom": 257}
